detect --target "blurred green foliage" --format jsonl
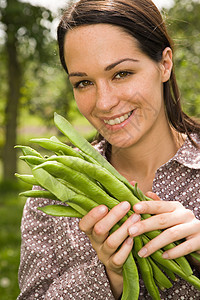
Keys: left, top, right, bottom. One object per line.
{"left": 0, "top": 182, "right": 28, "bottom": 300}
{"left": 166, "top": 0, "right": 200, "bottom": 117}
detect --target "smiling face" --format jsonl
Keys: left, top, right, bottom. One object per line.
{"left": 64, "top": 24, "right": 172, "bottom": 149}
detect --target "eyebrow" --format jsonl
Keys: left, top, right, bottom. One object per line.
{"left": 68, "top": 58, "right": 139, "bottom": 78}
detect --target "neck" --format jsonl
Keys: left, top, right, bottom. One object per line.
{"left": 110, "top": 124, "right": 185, "bottom": 189}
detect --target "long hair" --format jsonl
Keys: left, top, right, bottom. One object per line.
{"left": 57, "top": 0, "right": 200, "bottom": 146}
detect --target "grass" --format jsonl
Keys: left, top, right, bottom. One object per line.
{"left": 0, "top": 181, "right": 28, "bottom": 300}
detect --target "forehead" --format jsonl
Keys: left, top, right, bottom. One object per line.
{"left": 64, "top": 24, "right": 142, "bottom": 71}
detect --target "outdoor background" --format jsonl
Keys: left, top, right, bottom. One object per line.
{"left": 0, "top": 0, "right": 200, "bottom": 299}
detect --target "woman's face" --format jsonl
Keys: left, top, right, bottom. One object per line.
{"left": 64, "top": 24, "right": 171, "bottom": 149}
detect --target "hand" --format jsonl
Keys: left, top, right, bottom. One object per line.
{"left": 79, "top": 201, "right": 140, "bottom": 298}
{"left": 128, "top": 192, "right": 200, "bottom": 260}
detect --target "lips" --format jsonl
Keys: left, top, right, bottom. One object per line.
{"left": 103, "top": 111, "right": 133, "bottom": 125}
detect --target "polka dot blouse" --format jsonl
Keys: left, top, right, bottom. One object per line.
{"left": 17, "top": 134, "right": 200, "bottom": 299}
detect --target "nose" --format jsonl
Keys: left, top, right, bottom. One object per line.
{"left": 95, "top": 82, "right": 119, "bottom": 112}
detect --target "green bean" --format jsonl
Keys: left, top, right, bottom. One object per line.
{"left": 20, "top": 155, "right": 45, "bottom": 166}
{"left": 141, "top": 225, "right": 193, "bottom": 277}
{"left": 142, "top": 236, "right": 200, "bottom": 290}
{"left": 38, "top": 205, "right": 83, "bottom": 218}
{"left": 15, "top": 173, "right": 38, "bottom": 186}
{"left": 190, "top": 252, "right": 200, "bottom": 262}
{"left": 19, "top": 190, "right": 58, "bottom": 200}
{"left": 32, "top": 167, "right": 76, "bottom": 201}
{"left": 15, "top": 145, "right": 43, "bottom": 158}
{"left": 122, "top": 252, "right": 140, "bottom": 300}
{"left": 163, "top": 243, "right": 192, "bottom": 276}
{"left": 54, "top": 113, "right": 140, "bottom": 195}
{"left": 155, "top": 262, "right": 177, "bottom": 282}
{"left": 33, "top": 161, "right": 121, "bottom": 209}
{"left": 67, "top": 194, "right": 99, "bottom": 212}
{"left": 46, "top": 155, "right": 140, "bottom": 206}
{"left": 30, "top": 138, "right": 83, "bottom": 158}
{"left": 148, "top": 257, "right": 172, "bottom": 289}
{"left": 133, "top": 236, "right": 161, "bottom": 299}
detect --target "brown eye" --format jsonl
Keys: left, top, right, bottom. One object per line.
{"left": 74, "top": 80, "right": 93, "bottom": 89}
{"left": 115, "top": 71, "right": 132, "bottom": 79}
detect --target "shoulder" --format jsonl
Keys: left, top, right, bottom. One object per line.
{"left": 172, "top": 133, "right": 200, "bottom": 169}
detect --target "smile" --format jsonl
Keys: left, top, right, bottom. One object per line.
{"left": 103, "top": 111, "right": 133, "bottom": 125}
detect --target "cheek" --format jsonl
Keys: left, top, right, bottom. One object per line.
{"left": 74, "top": 92, "right": 94, "bottom": 118}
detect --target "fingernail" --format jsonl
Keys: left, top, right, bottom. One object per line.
{"left": 162, "top": 252, "right": 169, "bottom": 259}
{"left": 134, "top": 203, "right": 143, "bottom": 211}
{"left": 131, "top": 214, "right": 140, "bottom": 223}
{"left": 138, "top": 247, "right": 147, "bottom": 257}
{"left": 99, "top": 206, "right": 107, "bottom": 213}
{"left": 121, "top": 201, "right": 130, "bottom": 210}
{"left": 129, "top": 225, "right": 138, "bottom": 235}
{"left": 126, "top": 237, "right": 133, "bottom": 245}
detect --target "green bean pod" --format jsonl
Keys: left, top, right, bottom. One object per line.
{"left": 54, "top": 113, "right": 141, "bottom": 196}
{"left": 32, "top": 167, "right": 76, "bottom": 201}
{"left": 15, "top": 173, "right": 38, "bottom": 186}
{"left": 148, "top": 257, "right": 172, "bottom": 289}
{"left": 33, "top": 161, "right": 120, "bottom": 209}
{"left": 155, "top": 262, "right": 177, "bottom": 282}
{"left": 46, "top": 155, "right": 140, "bottom": 206}
{"left": 190, "top": 252, "right": 200, "bottom": 262}
{"left": 133, "top": 236, "right": 161, "bottom": 299}
{"left": 122, "top": 252, "right": 140, "bottom": 300}
{"left": 20, "top": 155, "right": 45, "bottom": 166}
{"left": 38, "top": 205, "right": 83, "bottom": 218}
{"left": 142, "top": 236, "right": 200, "bottom": 290}
{"left": 15, "top": 145, "right": 43, "bottom": 158}
{"left": 30, "top": 138, "right": 83, "bottom": 158}
{"left": 19, "top": 190, "right": 58, "bottom": 200}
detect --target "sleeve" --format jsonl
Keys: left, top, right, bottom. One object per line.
{"left": 17, "top": 195, "right": 115, "bottom": 300}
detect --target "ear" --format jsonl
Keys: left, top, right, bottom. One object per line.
{"left": 160, "top": 47, "right": 173, "bottom": 83}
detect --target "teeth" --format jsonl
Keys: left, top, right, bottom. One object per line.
{"left": 104, "top": 111, "right": 132, "bottom": 125}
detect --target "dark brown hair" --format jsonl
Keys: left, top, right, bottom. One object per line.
{"left": 57, "top": 0, "right": 200, "bottom": 145}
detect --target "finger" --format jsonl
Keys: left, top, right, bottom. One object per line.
{"left": 110, "top": 237, "right": 134, "bottom": 268}
{"left": 130, "top": 180, "right": 137, "bottom": 186}
{"left": 162, "top": 234, "right": 200, "bottom": 259}
{"left": 129, "top": 209, "right": 194, "bottom": 237}
{"left": 102, "top": 214, "right": 140, "bottom": 255}
{"left": 93, "top": 201, "right": 131, "bottom": 242}
{"left": 145, "top": 191, "right": 162, "bottom": 201}
{"left": 79, "top": 205, "right": 108, "bottom": 235}
{"left": 137, "top": 221, "right": 200, "bottom": 258}
{"left": 133, "top": 200, "right": 183, "bottom": 215}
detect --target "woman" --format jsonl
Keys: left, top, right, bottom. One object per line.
{"left": 18, "top": 0, "right": 200, "bottom": 299}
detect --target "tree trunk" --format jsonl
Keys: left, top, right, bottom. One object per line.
{"left": 3, "top": 34, "right": 21, "bottom": 181}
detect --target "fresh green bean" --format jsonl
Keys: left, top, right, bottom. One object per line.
{"left": 38, "top": 205, "right": 83, "bottom": 218}
{"left": 32, "top": 167, "right": 76, "bottom": 201}
{"left": 30, "top": 138, "right": 83, "bottom": 158}
{"left": 133, "top": 236, "right": 161, "bottom": 299}
{"left": 190, "top": 252, "right": 200, "bottom": 262}
{"left": 148, "top": 257, "right": 172, "bottom": 289}
{"left": 122, "top": 252, "right": 140, "bottom": 300}
{"left": 15, "top": 173, "right": 38, "bottom": 186}
{"left": 54, "top": 113, "right": 141, "bottom": 196}
{"left": 46, "top": 155, "right": 140, "bottom": 206}
{"left": 142, "top": 236, "right": 200, "bottom": 290}
{"left": 19, "top": 190, "right": 58, "bottom": 200}
{"left": 20, "top": 155, "right": 45, "bottom": 166}
{"left": 155, "top": 262, "right": 177, "bottom": 282}
{"left": 15, "top": 145, "right": 43, "bottom": 158}
{"left": 33, "top": 161, "right": 121, "bottom": 209}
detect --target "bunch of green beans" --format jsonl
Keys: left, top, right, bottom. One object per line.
{"left": 16, "top": 113, "right": 200, "bottom": 300}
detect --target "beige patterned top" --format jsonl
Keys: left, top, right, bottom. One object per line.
{"left": 17, "top": 134, "right": 200, "bottom": 299}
